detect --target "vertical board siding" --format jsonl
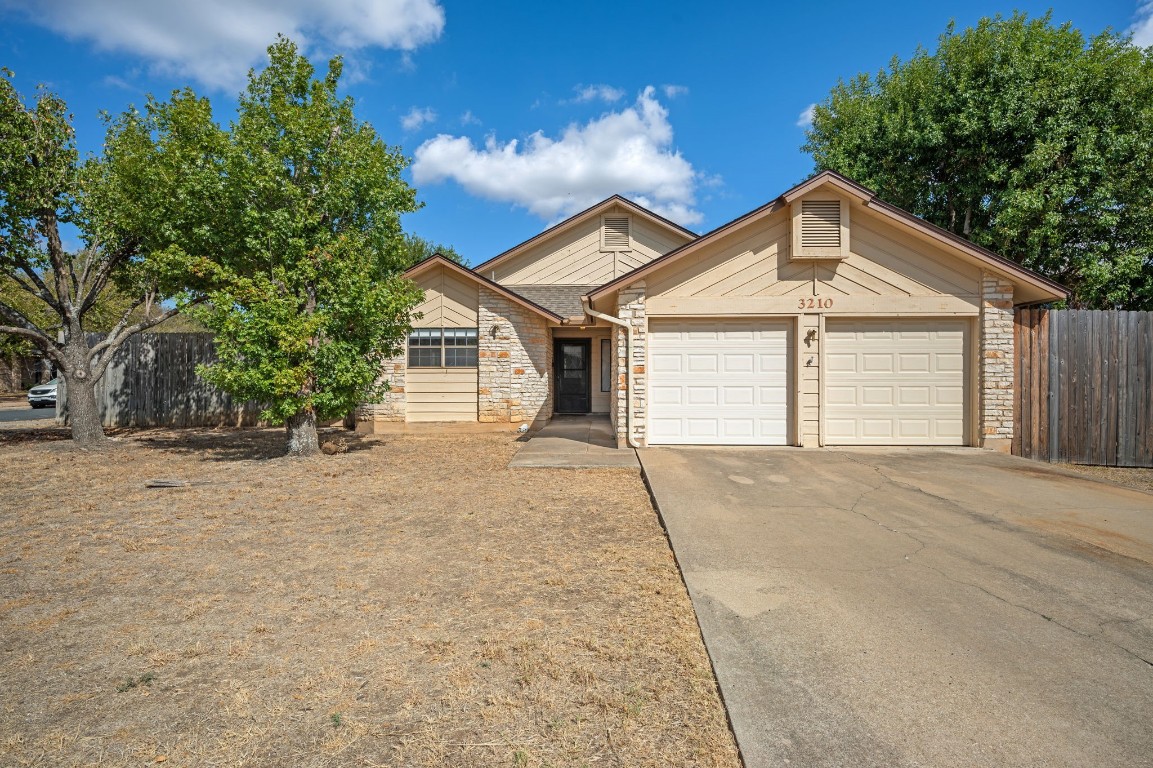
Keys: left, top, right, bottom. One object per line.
{"left": 1015, "top": 309, "right": 1153, "bottom": 467}
{"left": 72, "top": 332, "right": 262, "bottom": 428}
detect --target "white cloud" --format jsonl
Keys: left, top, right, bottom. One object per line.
{"left": 662, "top": 84, "right": 689, "bottom": 98}
{"left": 413, "top": 86, "right": 702, "bottom": 226}
{"left": 1130, "top": 1, "right": 1153, "bottom": 47}
{"left": 572, "top": 84, "right": 625, "bottom": 103}
{"left": 796, "top": 103, "right": 817, "bottom": 128}
{"left": 460, "top": 110, "right": 481, "bottom": 126}
{"left": 401, "top": 106, "right": 437, "bottom": 132}
{"left": 1, "top": 0, "right": 445, "bottom": 90}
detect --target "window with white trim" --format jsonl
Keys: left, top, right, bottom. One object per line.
{"left": 408, "top": 328, "right": 478, "bottom": 367}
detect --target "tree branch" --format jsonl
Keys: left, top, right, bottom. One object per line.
{"left": 42, "top": 212, "right": 75, "bottom": 322}
{"left": 77, "top": 241, "right": 102, "bottom": 301}
{"left": 12, "top": 256, "right": 63, "bottom": 314}
{"left": 0, "top": 303, "right": 63, "bottom": 365}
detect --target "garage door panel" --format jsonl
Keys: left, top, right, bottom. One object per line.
{"left": 826, "top": 354, "right": 856, "bottom": 372}
{"left": 724, "top": 353, "right": 755, "bottom": 373}
{"left": 649, "top": 320, "right": 791, "bottom": 445}
{"left": 825, "top": 319, "right": 968, "bottom": 446}
{"left": 687, "top": 386, "right": 719, "bottom": 406}
{"left": 898, "top": 353, "right": 931, "bottom": 372}
{"left": 688, "top": 354, "right": 719, "bottom": 373}
{"left": 863, "top": 354, "right": 894, "bottom": 373}
{"left": 652, "top": 354, "right": 683, "bottom": 373}
{"left": 937, "top": 353, "right": 964, "bottom": 372}
{"left": 863, "top": 386, "right": 896, "bottom": 406}
{"left": 722, "top": 386, "right": 755, "bottom": 406}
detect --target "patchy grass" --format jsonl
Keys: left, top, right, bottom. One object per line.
{"left": 0, "top": 427, "right": 740, "bottom": 767}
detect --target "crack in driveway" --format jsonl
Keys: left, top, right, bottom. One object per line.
{"left": 833, "top": 452, "right": 1153, "bottom": 668}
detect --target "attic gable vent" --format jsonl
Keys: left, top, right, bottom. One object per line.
{"left": 801, "top": 201, "right": 841, "bottom": 248}
{"left": 790, "top": 198, "right": 848, "bottom": 260}
{"left": 602, "top": 216, "right": 630, "bottom": 251}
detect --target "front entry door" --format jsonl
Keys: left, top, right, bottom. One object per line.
{"left": 555, "top": 339, "right": 591, "bottom": 414}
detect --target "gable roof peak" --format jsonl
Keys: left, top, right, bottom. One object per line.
{"left": 473, "top": 194, "right": 698, "bottom": 274}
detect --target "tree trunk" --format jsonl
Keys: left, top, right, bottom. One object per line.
{"left": 285, "top": 409, "right": 320, "bottom": 457}
{"left": 60, "top": 332, "right": 105, "bottom": 446}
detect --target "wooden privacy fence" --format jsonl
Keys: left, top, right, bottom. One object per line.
{"left": 1015, "top": 309, "right": 1153, "bottom": 467}
{"left": 60, "top": 333, "right": 261, "bottom": 428}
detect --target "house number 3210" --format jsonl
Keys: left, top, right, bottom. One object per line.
{"left": 797, "top": 297, "right": 834, "bottom": 309}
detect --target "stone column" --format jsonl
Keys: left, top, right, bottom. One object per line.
{"left": 354, "top": 352, "right": 406, "bottom": 432}
{"left": 616, "top": 285, "right": 647, "bottom": 448}
{"left": 478, "top": 287, "right": 552, "bottom": 426}
{"left": 980, "top": 272, "right": 1015, "bottom": 451}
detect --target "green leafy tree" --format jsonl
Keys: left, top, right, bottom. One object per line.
{"left": 161, "top": 38, "right": 422, "bottom": 456}
{"left": 402, "top": 233, "right": 464, "bottom": 266}
{"left": 0, "top": 69, "right": 212, "bottom": 444}
{"left": 803, "top": 12, "right": 1153, "bottom": 309}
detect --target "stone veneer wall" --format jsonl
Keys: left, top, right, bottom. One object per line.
{"left": 615, "top": 286, "right": 647, "bottom": 447}
{"left": 478, "top": 286, "right": 552, "bottom": 425}
{"left": 979, "top": 272, "right": 1015, "bottom": 451}
{"left": 354, "top": 352, "right": 406, "bottom": 429}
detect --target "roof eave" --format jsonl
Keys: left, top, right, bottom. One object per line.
{"left": 402, "top": 254, "right": 564, "bottom": 323}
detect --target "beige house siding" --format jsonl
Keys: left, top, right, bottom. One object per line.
{"left": 490, "top": 206, "right": 691, "bottom": 286}
{"left": 799, "top": 313, "right": 819, "bottom": 446}
{"left": 406, "top": 368, "right": 478, "bottom": 422}
{"left": 647, "top": 199, "right": 981, "bottom": 308}
{"left": 411, "top": 263, "right": 479, "bottom": 328}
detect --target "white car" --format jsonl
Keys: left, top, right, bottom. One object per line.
{"left": 27, "top": 378, "right": 58, "bottom": 409}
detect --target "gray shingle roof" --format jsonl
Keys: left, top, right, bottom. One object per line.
{"left": 504, "top": 285, "right": 598, "bottom": 318}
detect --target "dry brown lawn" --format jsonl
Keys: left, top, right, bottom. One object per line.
{"left": 0, "top": 426, "right": 741, "bottom": 768}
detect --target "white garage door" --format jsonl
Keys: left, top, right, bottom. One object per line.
{"left": 824, "top": 319, "right": 968, "bottom": 445}
{"left": 649, "top": 320, "right": 791, "bottom": 445}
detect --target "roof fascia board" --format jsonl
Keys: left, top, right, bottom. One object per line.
{"left": 782, "top": 170, "right": 873, "bottom": 203}
{"left": 588, "top": 199, "right": 786, "bottom": 300}
{"left": 590, "top": 171, "right": 1066, "bottom": 302}
{"left": 403, "top": 254, "right": 564, "bottom": 322}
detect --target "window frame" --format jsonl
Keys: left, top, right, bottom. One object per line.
{"left": 600, "top": 337, "right": 612, "bottom": 392}
{"left": 407, "top": 327, "right": 479, "bottom": 368}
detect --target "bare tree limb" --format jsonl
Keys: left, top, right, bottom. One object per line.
{"left": 12, "top": 256, "right": 63, "bottom": 314}
{"left": 77, "top": 240, "right": 102, "bottom": 301}
{"left": 85, "top": 293, "right": 149, "bottom": 359}
{"left": 0, "top": 304, "right": 63, "bottom": 365}
{"left": 42, "top": 212, "right": 75, "bottom": 322}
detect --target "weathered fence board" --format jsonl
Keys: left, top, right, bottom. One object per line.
{"left": 1015, "top": 309, "right": 1153, "bottom": 467}
{"left": 59, "top": 333, "right": 261, "bottom": 428}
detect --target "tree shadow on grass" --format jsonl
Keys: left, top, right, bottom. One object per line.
{"left": 132, "top": 426, "right": 380, "bottom": 462}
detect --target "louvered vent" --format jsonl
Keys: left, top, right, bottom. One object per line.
{"left": 800, "top": 201, "right": 841, "bottom": 248}
{"left": 602, "top": 216, "right": 630, "bottom": 250}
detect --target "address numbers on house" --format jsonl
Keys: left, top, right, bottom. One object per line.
{"left": 797, "top": 297, "right": 835, "bottom": 310}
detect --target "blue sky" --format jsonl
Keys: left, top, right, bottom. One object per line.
{"left": 1, "top": 0, "right": 1149, "bottom": 266}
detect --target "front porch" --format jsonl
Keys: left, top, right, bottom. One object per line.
{"left": 508, "top": 414, "right": 638, "bottom": 468}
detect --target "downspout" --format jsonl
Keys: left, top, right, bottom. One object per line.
{"left": 580, "top": 295, "right": 641, "bottom": 449}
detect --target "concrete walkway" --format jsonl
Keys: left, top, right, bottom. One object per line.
{"left": 508, "top": 415, "right": 639, "bottom": 468}
{"left": 640, "top": 446, "right": 1153, "bottom": 768}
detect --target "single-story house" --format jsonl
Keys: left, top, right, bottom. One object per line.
{"left": 356, "top": 171, "right": 1067, "bottom": 451}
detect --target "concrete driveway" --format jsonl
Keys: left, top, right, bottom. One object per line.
{"left": 639, "top": 447, "right": 1153, "bottom": 768}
